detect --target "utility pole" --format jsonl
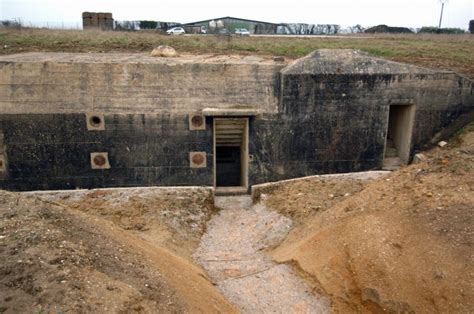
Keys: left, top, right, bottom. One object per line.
{"left": 438, "top": 0, "right": 448, "bottom": 29}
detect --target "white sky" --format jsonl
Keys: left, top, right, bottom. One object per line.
{"left": 1, "top": 0, "right": 473, "bottom": 29}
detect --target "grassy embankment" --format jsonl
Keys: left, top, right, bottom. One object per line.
{"left": 0, "top": 28, "right": 473, "bottom": 78}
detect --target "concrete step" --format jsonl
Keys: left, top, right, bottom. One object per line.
{"left": 385, "top": 147, "right": 398, "bottom": 158}
{"left": 382, "top": 157, "right": 402, "bottom": 171}
{"left": 386, "top": 139, "right": 394, "bottom": 148}
{"left": 215, "top": 186, "right": 249, "bottom": 196}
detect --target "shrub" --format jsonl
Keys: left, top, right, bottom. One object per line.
{"left": 365, "top": 25, "right": 413, "bottom": 34}
{"left": 139, "top": 21, "right": 158, "bottom": 29}
{"left": 419, "top": 26, "right": 465, "bottom": 34}
{"left": 1, "top": 19, "right": 23, "bottom": 28}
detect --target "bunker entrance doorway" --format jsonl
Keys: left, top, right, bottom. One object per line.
{"left": 383, "top": 104, "right": 416, "bottom": 169}
{"left": 213, "top": 118, "right": 249, "bottom": 193}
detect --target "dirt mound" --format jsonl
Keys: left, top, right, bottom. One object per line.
{"left": 36, "top": 187, "right": 216, "bottom": 259}
{"left": 256, "top": 175, "right": 377, "bottom": 227}
{"left": 268, "top": 124, "right": 474, "bottom": 313}
{"left": 0, "top": 190, "right": 236, "bottom": 313}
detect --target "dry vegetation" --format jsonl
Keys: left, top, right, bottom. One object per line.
{"left": 0, "top": 28, "right": 473, "bottom": 79}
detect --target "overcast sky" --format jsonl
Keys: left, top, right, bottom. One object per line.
{"left": 1, "top": 0, "right": 473, "bottom": 29}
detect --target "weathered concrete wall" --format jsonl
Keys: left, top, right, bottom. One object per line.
{"left": 255, "top": 72, "right": 472, "bottom": 182}
{"left": 247, "top": 50, "right": 472, "bottom": 183}
{"left": 0, "top": 50, "right": 472, "bottom": 191}
{"left": 0, "top": 113, "right": 213, "bottom": 191}
{"left": 0, "top": 53, "right": 282, "bottom": 114}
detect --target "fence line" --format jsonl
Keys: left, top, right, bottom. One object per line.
{"left": 0, "top": 19, "right": 82, "bottom": 30}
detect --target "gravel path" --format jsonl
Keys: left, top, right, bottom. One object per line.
{"left": 194, "top": 196, "right": 330, "bottom": 313}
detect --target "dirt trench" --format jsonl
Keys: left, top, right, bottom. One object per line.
{"left": 267, "top": 126, "right": 474, "bottom": 313}
{"left": 194, "top": 195, "right": 330, "bottom": 313}
{"left": 0, "top": 188, "right": 237, "bottom": 313}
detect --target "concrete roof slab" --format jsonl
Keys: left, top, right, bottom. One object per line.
{"left": 281, "top": 49, "right": 451, "bottom": 76}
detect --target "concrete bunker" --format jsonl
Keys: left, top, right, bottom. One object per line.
{"left": 0, "top": 51, "right": 472, "bottom": 191}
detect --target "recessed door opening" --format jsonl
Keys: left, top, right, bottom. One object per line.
{"left": 214, "top": 118, "right": 249, "bottom": 192}
{"left": 216, "top": 146, "right": 241, "bottom": 186}
{"left": 383, "top": 104, "right": 416, "bottom": 169}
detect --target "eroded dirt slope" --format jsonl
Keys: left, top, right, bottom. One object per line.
{"left": 0, "top": 190, "right": 236, "bottom": 313}
{"left": 36, "top": 187, "right": 216, "bottom": 259}
{"left": 268, "top": 125, "right": 474, "bottom": 313}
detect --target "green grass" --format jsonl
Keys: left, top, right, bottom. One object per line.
{"left": 1, "top": 28, "right": 473, "bottom": 78}
{"left": 451, "top": 121, "right": 474, "bottom": 147}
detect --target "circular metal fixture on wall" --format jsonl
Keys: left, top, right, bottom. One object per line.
{"left": 93, "top": 155, "right": 107, "bottom": 166}
{"left": 86, "top": 113, "right": 105, "bottom": 131}
{"left": 191, "top": 115, "right": 204, "bottom": 127}
{"left": 189, "top": 114, "right": 206, "bottom": 131}
{"left": 90, "top": 152, "right": 110, "bottom": 169}
{"left": 192, "top": 153, "right": 205, "bottom": 165}
{"left": 89, "top": 115, "right": 102, "bottom": 127}
{"left": 189, "top": 152, "right": 207, "bottom": 168}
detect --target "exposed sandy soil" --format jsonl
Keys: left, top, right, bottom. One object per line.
{"left": 0, "top": 188, "right": 236, "bottom": 313}
{"left": 266, "top": 125, "right": 474, "bottom": 313}
{"left": 254, "top": 172, "right": 389, "bottom": 228}
{"left": 36, "top": 187, "right": 217, "bottom": 259}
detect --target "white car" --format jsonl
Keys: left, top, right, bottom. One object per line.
{"left": 234, "top": 28, "right": 250, "bottom": 36}
{"left": 166, "top": 27, "right": 185, "bottom": 35}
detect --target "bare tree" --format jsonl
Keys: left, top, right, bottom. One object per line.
{"left": 438, "top": 0, "right": 448, "bottom": 28}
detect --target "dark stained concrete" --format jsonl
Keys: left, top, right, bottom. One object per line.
{"left": 0, "top": 50, "right": 472, "bottom": 190}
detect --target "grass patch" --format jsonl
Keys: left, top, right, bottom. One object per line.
{"left": 226, "top": 43, "right": 258, "bottom": 52}
{"left": 1, "top": 28, "right": 473, "bottom": 79}
{"left": 450, "top": 121, "right": 474, "bottom": 147}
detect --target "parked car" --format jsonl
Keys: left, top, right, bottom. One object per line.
{"left": 234, "top": 28, "right": 250, "bottom": 36}
{"left": 166, "top": 27, "right": 185, "bottom": 35}
{"left": 218, "top": 28, "right": 230, "bottom": 35}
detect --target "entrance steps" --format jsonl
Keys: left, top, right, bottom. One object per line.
{"left": 382, "top": 157, "right": 402, "bottom": 171}
{"left": 215, "top": 186, "right": 248, "bottom": 196}
{"left": 385, "top": 147, "right": 398, "bottom": 158}
{"left": 384, "top": 138, "right": 402, "bottom": 170}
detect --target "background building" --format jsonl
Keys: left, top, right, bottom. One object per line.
{"left": 184, "top": 16, "right": 282, "bottom": 34}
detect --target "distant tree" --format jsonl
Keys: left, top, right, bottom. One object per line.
{"left": 349, "top": 24, "right": 365, "bottom": 33}
{"left": 419, "top": 26, "right": 465, "bottom": 34}
{"left": 114, "top": 20, "right": 138, "bottom": 31}
{"left": 1, "top": 19, "right": 23, "bottom": 28}
{"left": 469, "top": 20, "right": 474, "bottom": 34}
{"left": 139, "top": 21, "right": 158, "bottom": 29}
